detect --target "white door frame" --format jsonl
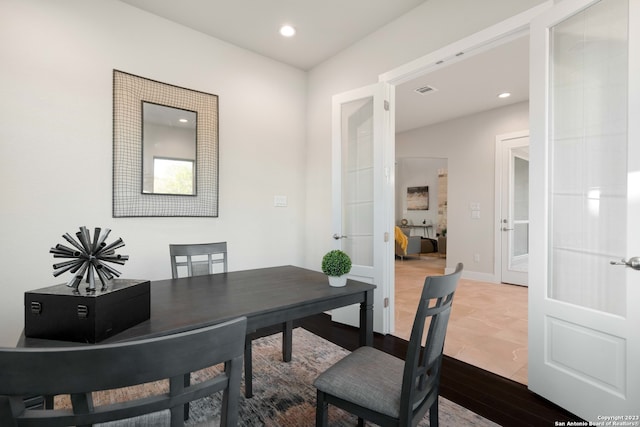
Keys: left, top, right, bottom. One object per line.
{"left": 375, "top": 0, "right": 638, "bottom": 418}
{"left": 374, "top": 0, "right": 550, "bottom": 375}
{"left": 494, "top": 130, "right": 529, "bottom": 286}
{"left": 378, "top": 1, "right": 553, "bottom": 282}
{"left": 379, "top": 2, "right": 552, "bottom": 86}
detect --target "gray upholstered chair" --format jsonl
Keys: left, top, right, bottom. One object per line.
{"left": 0, "top": 317, "right": 247, "bottom": 427}
{"left": 314, "top": 263, "right": 463, "bottom": 427}
{"left": 169, "top": 242, "right": 293, "bottom": 398}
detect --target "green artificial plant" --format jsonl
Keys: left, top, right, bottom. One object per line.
{"left": 321, "top": 250, "right": 352, "bottom": 277}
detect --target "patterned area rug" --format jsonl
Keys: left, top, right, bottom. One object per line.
{"left": 56, "top": 328, "right": 498, "bottom": 426}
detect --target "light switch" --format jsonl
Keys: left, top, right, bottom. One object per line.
{"left": 274, "top": 195, "right": 288, "bottom": 207}
{"left": 471, "top": 210, "right": 480, "bottom": 219}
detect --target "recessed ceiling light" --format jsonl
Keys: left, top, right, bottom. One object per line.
{"left": 179, "top": 118, "right": 189, "bottom": 123}
{"left": 279, "top": 25, "right": 296, "bottom": 37}
{"left": 498, "top": 92, "right": 511, "bottom": 99}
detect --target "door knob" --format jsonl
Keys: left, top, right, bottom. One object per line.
{"left": 502, "top": 227, "right": 514, "bottom": 231}
{"left": 609, "top": 257, "right": 640, "bottom": 270}
{"left": 333, "top": 234, "right": 347, "bottom": 240}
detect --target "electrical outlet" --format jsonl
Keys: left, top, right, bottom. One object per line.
{"left": 474, "top": 254, "right": 480, "bottom": 262}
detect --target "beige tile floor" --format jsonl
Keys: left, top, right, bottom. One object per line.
{"left": 394, "top": 255, "right": 528, "bottom": 384}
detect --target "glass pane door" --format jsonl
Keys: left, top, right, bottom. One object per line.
{"left": 499, "top": 134, "right": 529, "bottom": 286}
{"left": 341, "top": 98, "right": 374, "bottom": 268}
{"left": 511, "top": 150, "right": 530, "bottom": 272}
{"left": 548, "top": 0, "right": 628, "bottom": 315}
{"left": 331, "top": 82, "right": 394, "bottom": 334}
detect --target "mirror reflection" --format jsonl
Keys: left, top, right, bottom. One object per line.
{"left": 142, "top": 102, "right": 197, "bottom": 195}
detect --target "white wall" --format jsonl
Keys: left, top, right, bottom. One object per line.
{"left": 0, "top": 0, "right": 307, "bottom": 346}
{"left": 303, "top": 0, "right": 545, "bottom": 273}
{"left": 396, "top": 102, "right": 529, "bottom": 279}
{"left": 0, "top": 0, "right": 546, "bottom": 345}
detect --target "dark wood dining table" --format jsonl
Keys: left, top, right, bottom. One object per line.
{"left": 18, "top": 265, "right": 376, "bottom": 398}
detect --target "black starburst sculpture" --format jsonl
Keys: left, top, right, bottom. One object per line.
{"left": 50, "top": 226, "right": 129, "bottom": 292}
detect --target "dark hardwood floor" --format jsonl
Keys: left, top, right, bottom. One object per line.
{"left": 298, "top": 313, "right": 581, "bottom": 427}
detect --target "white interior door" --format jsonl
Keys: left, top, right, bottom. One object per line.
{"left": 498, "top": 132, "right": 529, "bottom": 286}
{"left": 529, "top": 0, "right": 640, "bottom": 420}
{"left": 331, "top": 83, "right": 394, "bottom": 334}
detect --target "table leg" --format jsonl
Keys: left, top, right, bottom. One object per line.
{"left": 359, "top": 289, "right": 374, "bottom": 346}
{"left": 282, "top": 321, "right": 293, "bottom": 362}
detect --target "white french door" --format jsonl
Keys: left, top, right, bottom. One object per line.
{"left": 331, "top": 82, "right": 395, "bottom": 334}
{"left": 529, "top": 0, "right": 640, "bottom": 420}
{"left": 497, "top": 132, "right": 530, "bottom": 286}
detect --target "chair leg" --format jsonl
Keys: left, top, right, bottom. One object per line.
{"left": 282, "top": 321, "right": 293, "bottom": 362}
{"left": 183, "top": 373, "right": 190, "bottom": 421}
{"left": 315, "top": 390, "right": 328, "bottom": 427}
{"left": 429, "top": 399, "right": 439, "bottom": 427}
{"left": 222, "top": 357, "right": 242, "bottom": 427}
{"left": 244, "top": 336, "right": 253, "bottom": 398}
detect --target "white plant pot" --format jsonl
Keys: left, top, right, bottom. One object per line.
{"left": 328, "top": 275, "right": 347, "bottom": 287}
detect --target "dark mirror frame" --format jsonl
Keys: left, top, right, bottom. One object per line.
{"left": 113, "top": 70, "right": 218, "bottom": 217}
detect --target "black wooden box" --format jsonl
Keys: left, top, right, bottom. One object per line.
{"left": 24, "top": 279, "right": 150, "bottom": 343}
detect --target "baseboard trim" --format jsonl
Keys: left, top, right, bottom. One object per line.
{"left": 444, "top": 267, "right": 498, "bottom": 283}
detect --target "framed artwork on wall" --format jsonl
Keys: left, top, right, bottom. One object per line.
{"left": 407, "top": 186, "right": 429, "bottom": 210}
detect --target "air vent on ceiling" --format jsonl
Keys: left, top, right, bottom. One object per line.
{"left": 414, "top": 85, "right": 438, "bottom": 95}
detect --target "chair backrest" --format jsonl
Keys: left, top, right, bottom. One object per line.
{"left": 169, "top": 242, "right": 228, "bottom": 278}
{"left": 399, "top": 263, "right": 463, "bottom": 425}
{"left": 0, "top": 317, "right": 247, "bottom": 427}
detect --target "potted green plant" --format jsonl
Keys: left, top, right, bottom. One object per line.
{"left": 321, "top": 250, "right": 352, "bottom": 287}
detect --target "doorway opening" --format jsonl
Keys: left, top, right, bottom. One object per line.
{"left": 391, "top": 36, "right": 530, "bottom": 384}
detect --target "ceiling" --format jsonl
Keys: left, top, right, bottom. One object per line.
{"left": 118, "top": 0, "right": 529, "bottom": 133}
{"left": 118, "top": 0, "right": 427, "bottom": 71}
{"left": 395, "top": 35, "right": 529, "bottom": 133}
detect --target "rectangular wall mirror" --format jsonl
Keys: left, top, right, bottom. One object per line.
{"left": 142, "top": 102, "right": 197, "bottom": 196}
{"left": 113, "top": 70, "right": 218, "bottom": 217}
